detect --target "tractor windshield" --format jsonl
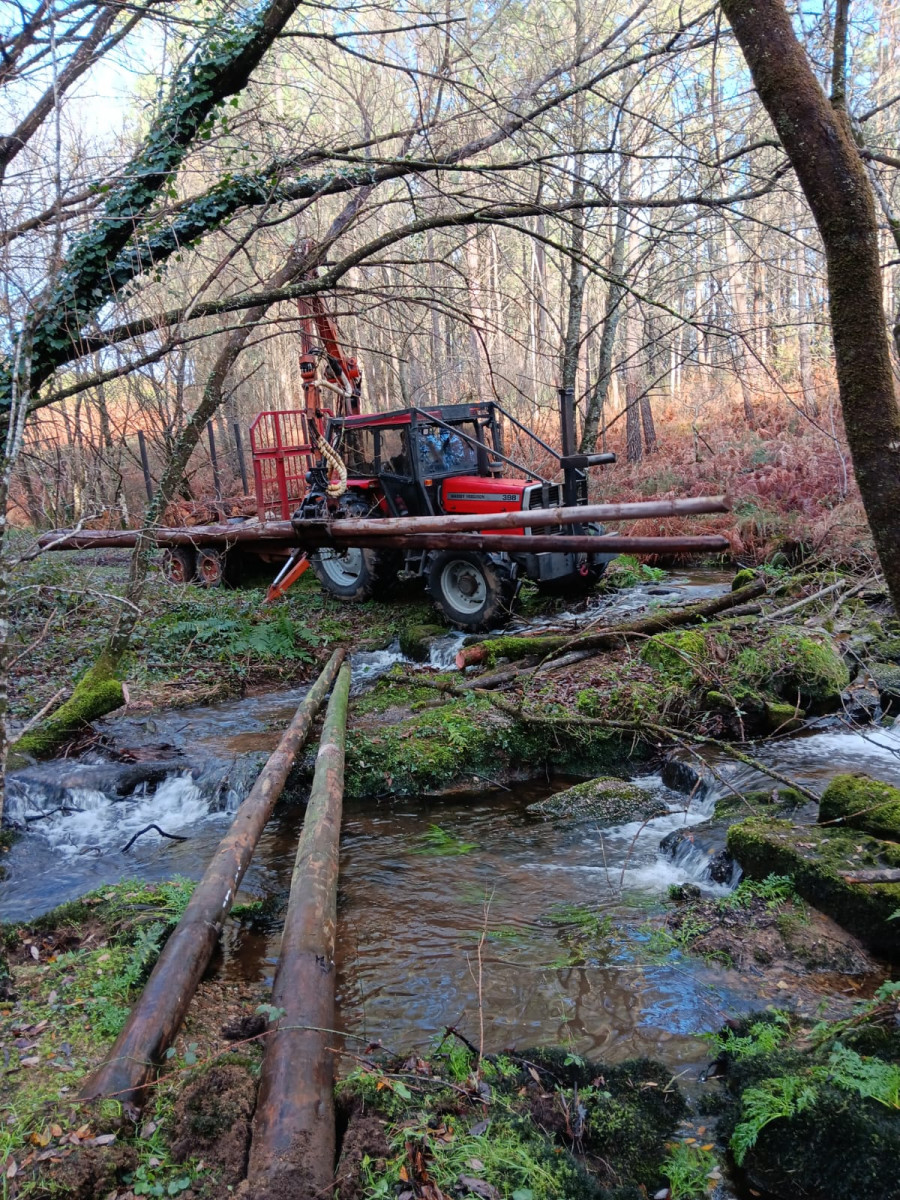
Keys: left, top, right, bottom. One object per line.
{"left": 416, "top": 422, "right": 479, "bottom": 475}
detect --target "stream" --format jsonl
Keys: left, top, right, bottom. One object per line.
{"left": 3, "top": 569, "right": 897, "bottom": 1077}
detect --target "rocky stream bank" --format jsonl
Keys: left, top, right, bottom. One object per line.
{"left": 2, "top": 559, "right": 900, "bottom": 1198}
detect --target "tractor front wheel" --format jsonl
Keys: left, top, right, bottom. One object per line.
{"left": 312, "top": 545, "right": 391, "bottom": 602}
{"left": 427, "top": 551, "right": 516, "bottom": 630}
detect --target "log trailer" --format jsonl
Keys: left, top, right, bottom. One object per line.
{"left": 38, "top": 290, "right": 731, "bottom": 629}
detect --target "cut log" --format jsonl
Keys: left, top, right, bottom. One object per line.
{"left": 79, "top": 648, "right": 346, "bottom": 1107}
{"left": 305, "top": 494, "right": 729, "bottom": 537}
{"left": 456, "top": 579, "right": 766, "bottom": 668}
{"left": 247, "top": 661, "right": 352, "bottom": 1200}
{"left": 37, "top": 496, "right": 728, "bottom": 553}
{"left": 839, "top": 869, "right": 900, "bottom": 884}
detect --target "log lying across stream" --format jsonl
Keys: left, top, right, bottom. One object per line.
{"left": 248, "top": 660, "right": 352, "bottom": 1200}
{"left": 456, "top": 577, "right": 767, "bottom": 668}
{"left": 80, "top": 648, "right": 346, "bottom": 1107}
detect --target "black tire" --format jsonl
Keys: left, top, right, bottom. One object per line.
{"left": 311, "top": 544, "right": 393, "bottom": 602}
{"left": 310, "top": 491, "right": 398, "bottom": 602}
{"left": 536, "top": 522, "right": 614, "bottom": 594}
{"left": 427, "top": 551, "right": 516, "bottom": 630}
{"left": 196, "top": 547, "right": 227, "bottom": 588}
{"left": 161, "top": 547, "right": 196, "bottom": 585}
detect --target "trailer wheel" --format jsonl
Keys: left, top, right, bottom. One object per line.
{"left": 427, "top": 551, "right": 515, "bottom": 630}
{"left": 161, "top": 547, "right": 196, "bottom": 585}
{"left": 196, "top": 548, "right": 227, "bottom": 588}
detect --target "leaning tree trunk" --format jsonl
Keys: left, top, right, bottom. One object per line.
{"left": 721, "top": 0, "right": 900, "bottom": 613}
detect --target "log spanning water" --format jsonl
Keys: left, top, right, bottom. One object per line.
{"left": 36, "top": 495, "right": 729, "bottom": 553}
{"left": 80, "top": 649, "right": 346, "bottom": 1107}
{"left": 247, "top": 661, "right": 352, "bottom": 1200}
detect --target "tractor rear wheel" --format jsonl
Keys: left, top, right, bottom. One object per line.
{"left": 427, "top": 551, "right": 516, "bottom": 630}
{"left": 161, "top": 547, "right": 196, "bottom": 585}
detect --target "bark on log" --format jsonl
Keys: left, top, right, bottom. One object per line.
{"left": 37, "top": 525, "right": 729, "bottom": 557}
{"left": 306, "top": 494, "right": 729, "bottom": 536}
{"left": 331, "top": 532, "right": 730, "bottom": 554}
{"left": 36, "top": 496, "right": 728, "bottom": 552}
{"left": 839, "top": 869, "right": 900, "bottom": 885}
{"left": 456, "top": 579, "right": 766, "bottom": 668}
{"left": 79, "top": 648, "right": 346, "bottom": 1107}
{"left": 247, "top": 661, "right": 351, "bottom": 1200}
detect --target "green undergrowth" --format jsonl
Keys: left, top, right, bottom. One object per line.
{"left": 708, "top": 990, "right": 900, "bottom": 1198}
{"left": 0, "top": 880, "right": 215, "bottom": 1198}
{"left": 336, "top": 1044, "right": 693, "bottom": 1200}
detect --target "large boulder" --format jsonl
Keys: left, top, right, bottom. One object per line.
{"left": 727, "top": 815, "right": 900, "bottom": 954}
{"left": 527, "top": 776, "right": 667, "bottom": 825}
{"left": 819, "top": 773, "right": 900, "bottom": 842}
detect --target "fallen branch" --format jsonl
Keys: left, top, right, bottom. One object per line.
{"left": 121, "top": 824, "right": 190, "bottom": 852}
{"left": 839, "top": 868, "right": 900, "bottom": 885}
{"left": 456, "top": 580, "right": 766, "bottom": 668}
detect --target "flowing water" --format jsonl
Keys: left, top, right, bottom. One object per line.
{"left": 3, "top": 569, "right": 896, "bottom": 1075}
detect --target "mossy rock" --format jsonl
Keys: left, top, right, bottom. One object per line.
{"left": 729, "top": 625, "right": 849, "bottom": 710}
{"left": 819, "top": 773, "right": 900, "bottom": 842}
{"left": 398, "top": 623, "right": 446, "bottom": 663}
{"left": 731, "top": 567, "right": 757, "bottom": 590}
{"left": 527, "top": 777, "right": 666, "bottom": 825}
{"left": 727, "top": 816, "right": 900, "bottom": 954}
{"left": 764, "top": 699, "right": 806, "bottom": 732}
{"left": 639, "top": 629, "right": 706, "bottom": 686}
{"left": 713, "top": 788, "right": 806, "bottom": 822}
{"left": 871, "top": 663, "right": 900, "bottom": 706}
{"left": 715, "top": 1013, "right": 900, "bottom": 1200}
{"left": 345, "top": 695, "right": 640, "bottom": 799}
{"left": 873, "top": 636, "right": 900, "bottom": 664}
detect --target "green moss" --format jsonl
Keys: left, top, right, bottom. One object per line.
{"left": 345, "top": 695, "right": 638, "bottom": 799}
{"left": 732, "top": 568, "right": 757, "bottom": 590}
{"left": 726, "top": 817, "right": 900, "bottom": 953}
{"left": 712, "top": 1002, "right": 900, "bottom": 1200}
{"left": 729, "top": 626, "right": 848, "bottom": 708}
{"left": 871, "top": 663, "right": 900, "bottom": 704}
{"left": 713, "top": 788, "right": 805, "bottom": 822}
{"left": 338, "top": 1048, "right": 687, "bottom": 1198}
{"left": 764, "top": 700, "right": 806, "bottom": 732}
{"left": 527, "top": 777, "right": 666, "bottom": 825}
{"left": 10, "top": 656, "right": 124, "bottom": 764}
{"left": 639, "top": 629, "right": 706, "bottom": 686}
{"left": 819, "top": 773, "right": 900, "bottom": 841}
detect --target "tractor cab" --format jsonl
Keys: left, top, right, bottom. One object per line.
{"left": 325, "top": 403, "right": 521, "bottom": 522}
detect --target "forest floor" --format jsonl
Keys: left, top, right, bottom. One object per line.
{"left": 3, "top": 539, "right": 900, "bottom": 1198}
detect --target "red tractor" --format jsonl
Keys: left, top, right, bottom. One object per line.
{"left": 291, "top": 401, "right": 618, "bottom": 629}
{"left": 230, "top": 286, "right": 616, "bottom": 628}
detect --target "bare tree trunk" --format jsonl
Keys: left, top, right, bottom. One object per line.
{"left": 624, "top": 301, "right": 643, "bottom": 464}
{"left": 580, "top": 202, "right": 627, "bottom": 452}
{"left": 724, "top": 223, "right": 757, "bottom": 425}
{"left": 640, "top": 388, "right": 657, "bottom": 454}
{"left": 560, "top": 175, "right": 586, "bottom": 397}
{"left": 721, "top": 0, "right": 900, "bottom": 611}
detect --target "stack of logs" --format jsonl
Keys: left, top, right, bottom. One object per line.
{"left": 37, "top": 496, "right": 732, "bottom": 558}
